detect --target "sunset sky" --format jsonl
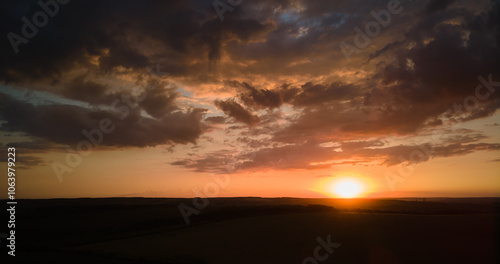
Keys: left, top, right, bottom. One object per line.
{"left": 1, "top": 0, "right": 499, "bottom": 199}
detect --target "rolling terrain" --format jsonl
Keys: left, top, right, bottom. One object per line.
{"left": 3, "top": 197, "right": 499, "bottom": 263}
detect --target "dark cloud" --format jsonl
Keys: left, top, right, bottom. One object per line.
{"left": 0, "top": 0, "right": 275, "bottom": 84}
{"left": 442, "top": 132, "right": 488, "bottom": 144}
{"left": 214, "top": 99, "right": 260, "bottom": 126}
{"left": 14, "top": 155, "right": 46, "bottom": 169}
{"left": 0, "top": 93, "right": 206, "bottom": 147}
{"left": 375, "top": 142, "right": 500, "bottom": 166}
{"left": 171, "top": 150, "right": 236, "bottom": 173}
{"left": 0, "top": 139, "right": 53, "bottom": 168}
{"left": 341, "top": 139, "right": 385, "bottom": 151}
{"left": 63, "top": 75, "right": 116, "bottom": 105}
{"left": 200, "top": 17, "right": 275, "bottom": 63}
{"left": 5, "top": 139, "right": 55, "bottom": 152}
{"left": 292, "top": 82, "right": 360, "bottom": 106}
{"left": 485, "top": 123, "right": 500, "bottom": 126}
{"left": 235, "top": 81, "right": 360, "bottom": 109}
{"left": 239, "top": 82, "right": 286, "bottom": 109}
{"left": 174, "top": 139, "right": 500, "bottom": 172}
{"left": 173, "top": 125, "right": 500, "bottom": 172}
{"left": 175, "top": 139, "right": 500, "bottom": 171}
{"left": 374, "top": 0, "right": 500, "bottom": 122}
{"left": 204, "top": 116, "right": 226, "bottom": 124}
{"left": 137, "top": 79, "right": 179, "bottom": 118}
{"left": 426, "top": 0, "right": 457, "bottom": 14}
{"left": 0, "top": 153, "right": 46, "bottom": 169}
{"left": 237, "top": 137, "right": 271, "bottom": 148}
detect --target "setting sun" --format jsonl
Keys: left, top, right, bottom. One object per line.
{"left": 334, "top": 180, "right": 361, "bottom": 198}
{"left": 330, "top": 178, "right": 365, "bottom": 198}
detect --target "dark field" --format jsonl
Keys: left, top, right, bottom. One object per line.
{"left": 2, "top": 197, "right": 499, "bottom": 263}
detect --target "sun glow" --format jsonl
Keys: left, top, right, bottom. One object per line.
{"left": 330, "top": 178, "right": 365, "bottom": 198}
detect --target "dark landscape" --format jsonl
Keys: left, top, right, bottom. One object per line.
{"left": 3, "top": 197, "right": 499, "bottom": 263}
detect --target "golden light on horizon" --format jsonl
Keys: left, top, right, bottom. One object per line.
{"left": 332, "top": 179, "right": 362, "bottom": 198}
{"left": 326, "top": 176, "right": 367, "bottom": 198}
{"left": 310, "top": 173, "right": 376, "bottom": 198}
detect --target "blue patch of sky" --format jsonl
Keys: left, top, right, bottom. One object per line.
{"left": 325, "top": 13, "right": 348, "bottom": 28}
{"left": 176, "top": 84, "right": 193, "bottom": 98}
{"left": 0, "top": 84, "right": 90, "bottom": 108}
{"left": 280, "top": 11, "right": 348, "bottom": 32}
